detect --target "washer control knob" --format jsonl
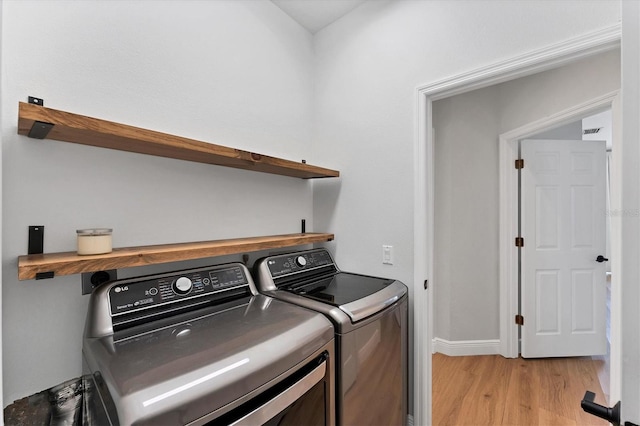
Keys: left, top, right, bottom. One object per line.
{"left": 295, "top": 256, "right": 307, "bottom": 267}
{"left": 173, "top": 277, "right": 193, "bottom": 294}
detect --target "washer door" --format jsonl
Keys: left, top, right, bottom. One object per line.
{"left": 206, "top": 353, "right": 329, "bottom": 426}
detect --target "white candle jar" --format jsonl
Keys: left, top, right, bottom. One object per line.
{"left": 76, "top": 228, "right": 113, "bottom": 255}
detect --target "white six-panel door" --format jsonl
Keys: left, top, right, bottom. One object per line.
{"left": 521, "top": 139, "right": 607, "bottom": 358}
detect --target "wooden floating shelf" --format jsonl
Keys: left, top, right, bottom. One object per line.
{"left": 17, "top": 102, "right": 340, "bottom": 179}
{"left": 18, "top": 233, "right": 334, "bottom": 281}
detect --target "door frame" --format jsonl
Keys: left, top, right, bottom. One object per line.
{"left": 413, "top": 24, "right": 621, "bottom": 425}
{"left": 499, "top": 91, "right": 619, "bottom": 358}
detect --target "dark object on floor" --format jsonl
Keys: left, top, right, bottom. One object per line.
{"left": 4, "top": 378, "right": 83, "bottom": 426}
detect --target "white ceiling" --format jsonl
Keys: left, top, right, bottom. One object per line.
{"left": 271, "top": 0, "right": 368, "bottom": 34}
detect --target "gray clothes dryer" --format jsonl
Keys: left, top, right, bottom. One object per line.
{"left": 254, "top": 248, "right": 408, "bottom": 426}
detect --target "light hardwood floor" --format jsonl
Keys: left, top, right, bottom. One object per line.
{"left": 432, "top": 354, "right": 609, "bottom": 425}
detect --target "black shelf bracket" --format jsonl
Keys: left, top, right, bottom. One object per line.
{"left": 28, "top": 225, "right": 44, "bottom": 255}
{"left": 28, "top": 96, "right": 44, "bottom": 106}
{"left": 35, "top": 271, "right": 55, "bottom": 280}
{"left": 27, "top": 121, "right": 54, "bottom": 139}
{"left": 26, "top": 96, "right": 54, "bottom": 139}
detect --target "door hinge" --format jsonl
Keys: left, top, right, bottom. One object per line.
{"left": 515, "top": 314, "right": 524, "bottom": 326}
{"left": 515, "top": 237, "right": 524, "bottom": 247}
{"left": 424, "top": 279, "right": 428, "bottom": 290}
{"left": 515, "top": 159, "right": 524, "bottom": 169}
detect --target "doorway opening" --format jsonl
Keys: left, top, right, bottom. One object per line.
{"left": 499, "top": 92, "right": 619, "bottom": 359}
{"left": 414, "top": 24, "right": 621, "bottom": 426}
{"left": 519, "top": 108, "right": 613, "bottom": 399}
{"left": 430, "top": 70, "right": 618, "bottom": 424}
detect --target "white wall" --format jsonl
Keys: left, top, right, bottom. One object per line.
{"left": 432, "top": 49, "right": 620, "bottom": 342}
{"left": 532, "top": 120, "right": 583, "bottom": 140}
{"left": 433, "top": 85, "right": 500, "bottom": 342}
{"left": 621, "top": 0, "right": 640, "bottom": 421}
{"left": 313, "top": 0, "right": 620, "bottom": 288}
{"left": 1, "top": 0, "right": 317, "bottom": 406}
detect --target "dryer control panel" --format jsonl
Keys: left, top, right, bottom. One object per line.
{"left": 108, "top": 265, "right": 249, "bottom": 317}
{"left": 266, "top": 249, "right": 335, "bottom": 278}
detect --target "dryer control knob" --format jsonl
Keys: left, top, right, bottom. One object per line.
{"left": 295, "top": 256, "right": 307, "bottom": 267}
{"left": 173, "top": 277, "right": 193, "bottom": 294}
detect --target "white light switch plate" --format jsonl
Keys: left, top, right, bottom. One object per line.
{"left": 382, "top": 245, "right": 394, "bottom": 265}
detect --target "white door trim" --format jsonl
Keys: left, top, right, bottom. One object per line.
{"left": 0, "top": 0, "right": 5, "bottom": 413}
{"left": 499, "top": 91, "right": 619, "bottom": 358}
{"left": 413, "top": 24, "right": 620, "bottom": 425}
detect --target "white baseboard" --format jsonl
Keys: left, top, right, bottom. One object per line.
{"left": 432, "top": 338, "right": 501, "bottom": 356}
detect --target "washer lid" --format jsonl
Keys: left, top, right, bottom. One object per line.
{"left": 83, "top": 295, "right": 333, "bottom": 425}
{"left": 282, "top": 272, "right": 407, "bottom": 322}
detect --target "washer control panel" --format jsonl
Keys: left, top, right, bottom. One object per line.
{"left": 109, "top": 265, "right": 248, "bottom": 316}
{"left": 267, "top": 249, "right": 334, "bottom": 278}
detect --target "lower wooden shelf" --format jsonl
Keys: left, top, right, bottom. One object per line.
{"left": 18, "top": 233, "right": 334, "bottom": 280}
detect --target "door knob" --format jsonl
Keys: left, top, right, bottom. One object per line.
{"left": 596, "top": 255, "right": 608, "bottom": 263}
{"left": 581, "top": 391, "right": 620, "bottom": 425}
